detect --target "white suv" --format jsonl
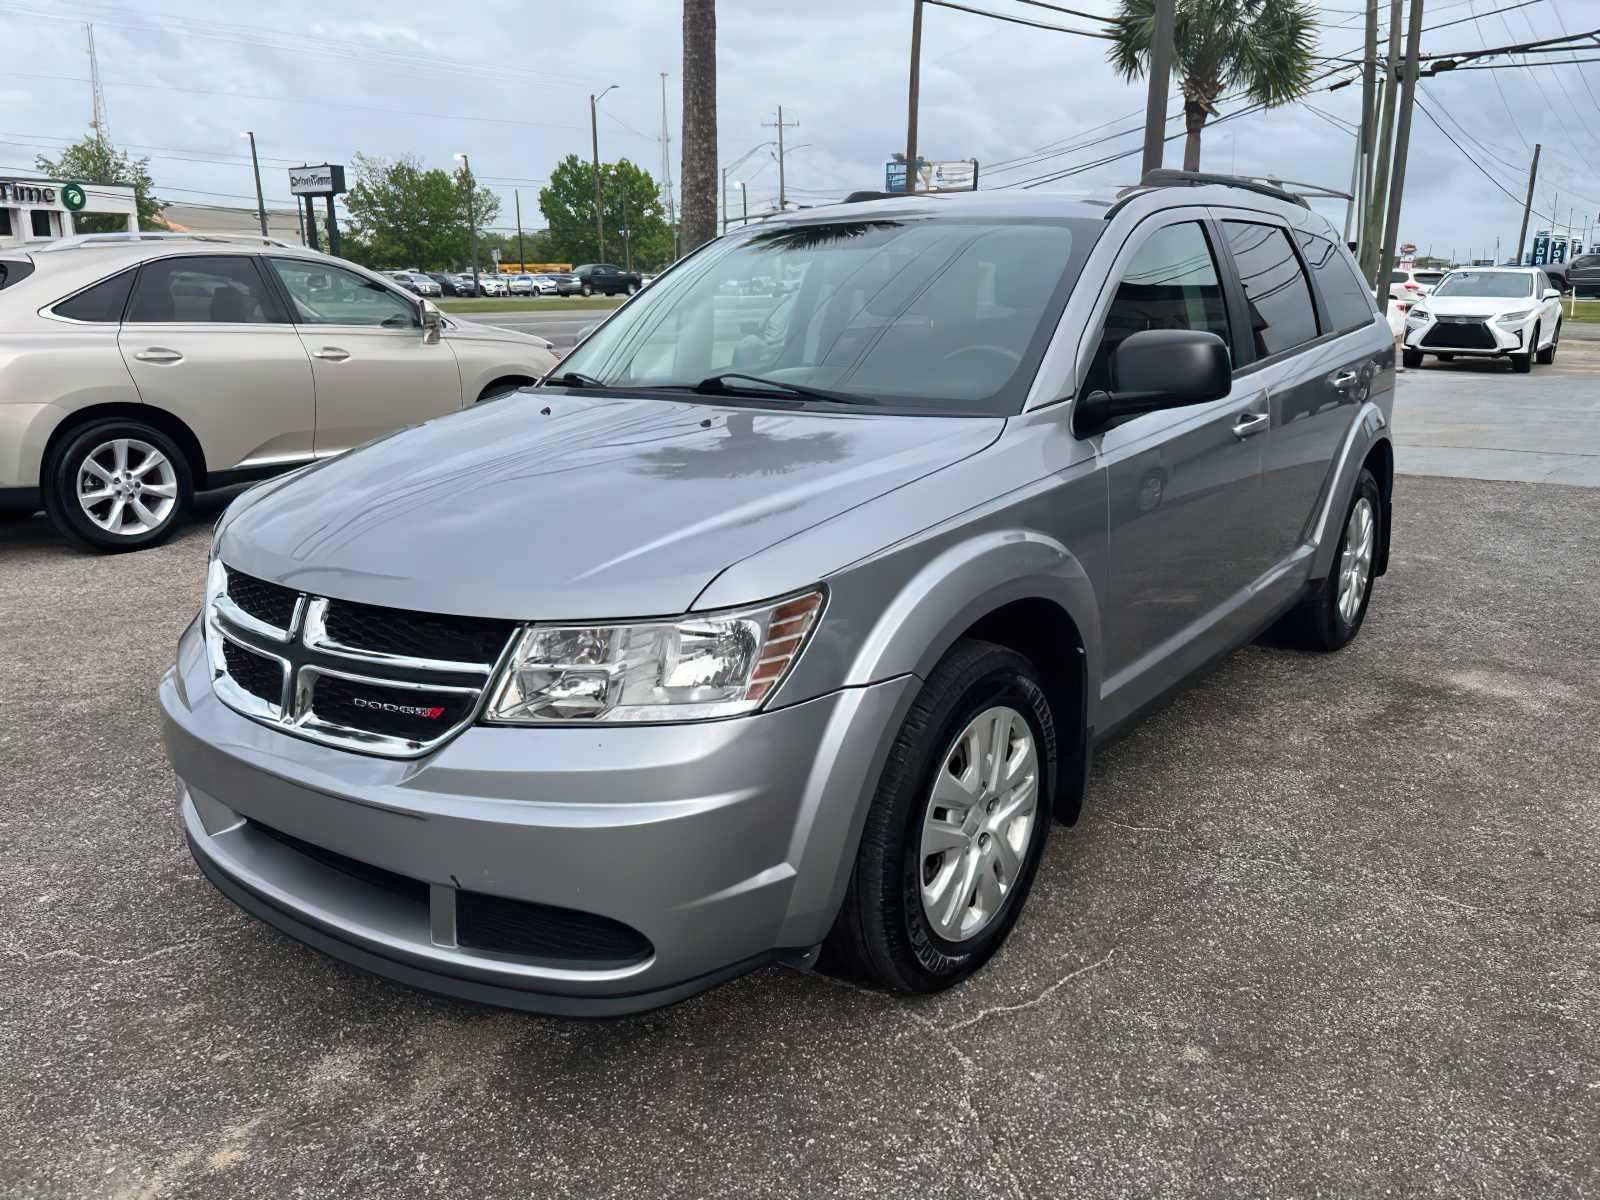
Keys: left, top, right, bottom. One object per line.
{"left": 0, "top": 234, "right": 557, "bottom": 551}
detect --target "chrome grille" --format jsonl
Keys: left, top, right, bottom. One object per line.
{"left": 205, "top": 560, "right": 517, "bottom": 758}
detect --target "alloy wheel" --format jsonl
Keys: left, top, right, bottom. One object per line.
{"left": 919, "top": 705, "right": 1039, "bottom": 943}
{"left": 75, "top": 437, "right": 178, "bottom": 536}
{"left": 1336, "top": 496, "right": 1375, "bottom": 625}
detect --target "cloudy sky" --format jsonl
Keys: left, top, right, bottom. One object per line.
{"left": 3, "top": 0, "right": 1598, "bottom": 260}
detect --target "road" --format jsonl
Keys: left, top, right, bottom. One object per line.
{"left": 1395, "top": 323, "right": 1600, "bottom": 486}
{"left": 5, "top": 357, "right": 1600, "bottom": 1194}
{"left": 479, "top": 309, "right": 603, "bottom": 355}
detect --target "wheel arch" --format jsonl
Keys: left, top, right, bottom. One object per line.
{"left": 1363, "top": 437, "right": 1394, "bottom": 577}
{"left": 42, "top": 402, "right": 209, "bottom": 488}
{"left": 476, "top": 375, "right": 540, "bottom": 403}
{"left": 835, "top": 530, "right": 1101, "bottom": 825}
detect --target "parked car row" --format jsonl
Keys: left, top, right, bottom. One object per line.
{"left": 378, "top": 268, "right": 628, "bottom": 300}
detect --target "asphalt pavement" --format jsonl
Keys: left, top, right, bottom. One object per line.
{"left": 479, "top": 308, "right": 603, "bottom": 354}
{"left": 3, "top": 378, "right": 1599, "bottom": 1197}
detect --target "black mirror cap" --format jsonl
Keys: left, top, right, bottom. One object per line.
{"left": 1073, "top": 329, "right": 1232, "bottom": 437}
{"left": 1111, "top": 328, "right": 1231, "bottom": 403}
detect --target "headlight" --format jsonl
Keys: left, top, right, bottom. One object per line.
{"left": 1496, "top": 308, "right": 1533, "bottom": 325}
{"left": 1405, "top": 308, "right": 1428, "bottom": 323}
{"left": 485, "top": 589, "right": 824, "bottom": 724}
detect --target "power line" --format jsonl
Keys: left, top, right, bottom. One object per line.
{"left": 1412, "top": 96, "right": 1555, "bottom": 222}
{"left": 922, "top": 0, "right": 1117, "bottom": 39}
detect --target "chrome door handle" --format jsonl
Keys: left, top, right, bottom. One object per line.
{"left": 1232, "top": 411, "right": 1270, "bottom": 439}
{"left": 1330, "top": 370, "right": 1360, "bottom": 389}
{"left": 133, "top": 347, "right": 182, "bottom": 363}
{"left": 312, "top": 347, "right": 350, "bottom": 361}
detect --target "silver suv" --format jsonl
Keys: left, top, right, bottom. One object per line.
{"left": 162, "top": 174, "right": 1395, "bottom": 1015}
{"left": 0, "top": 234, "right": 556, "bottom": 550}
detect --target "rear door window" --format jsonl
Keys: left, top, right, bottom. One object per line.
{"left": 52, "top": 267, "right": 137, "bottom": 322}
{"left": 127, "top": 256, "right": 285, "bottom": 323}
{"left": 1295, "top": 231, "right": 1376, "bottom": 334}
{"left": 1223, "top": 222, "right": 1320, "bottom": 358}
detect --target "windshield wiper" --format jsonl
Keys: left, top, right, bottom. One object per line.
{"left": 546, "top": 370, "right": 604, "bottom": 388}
{"left": 683, "top": 372, "right": 875, "bottom": 406}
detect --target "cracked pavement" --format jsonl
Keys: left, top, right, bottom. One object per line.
{"left": 3, "top": 469, "right": 1599, "bottom": 1198}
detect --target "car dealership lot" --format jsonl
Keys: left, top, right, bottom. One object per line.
{"left": 3, "top": 383, "right": 1599, "bottom": 1197}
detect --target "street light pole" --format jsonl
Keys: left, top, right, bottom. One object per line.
{"left": 590, "top": 84, "right": 618, "bottom": 261}
{"left": 241, "top": 130, "right": 267, "bottom": 236}
{"left": 455, "top": 152, "right": 479, "bottom": 298}
{"left": 905, "top": 0, "right": 923, "bottom": 193}
{"left": 738, "top": 180, "right": 747, "bottom": 226}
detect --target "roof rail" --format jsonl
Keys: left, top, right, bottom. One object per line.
{"left": 840, "top": 190, "right": 940, "bottom": 205}
{"left": 36, "top": 232, "right": 303, "bottom": 252}
{"left": 1137, "top": 169, "right": 1323, "bottom": 209}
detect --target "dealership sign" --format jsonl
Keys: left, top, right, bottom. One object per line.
{"left": 0, "top": 180, "right": 58, "bottom": 204}
{"left": 288, "top": 164, "right": 347, "bottom": 196}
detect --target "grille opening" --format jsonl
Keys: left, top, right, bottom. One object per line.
{"left": 224, "top": 567, "right": 299, "bottom": 629}
{"left": 457, "top": 891, "right": 653, "bottom": 966}
{"left": 1422, "top": 321, "right": 1497, "bottom": 351}
{"left": 321, "top": 597, "right": 515, "bottom": 665}
{"left": 310, "top": 675, "right": 475, "bottom": 742}
{"left": 221, "top": 639, "right": 282, "bottom": 706}
{"left": 250, "top": 821, "right": 428, "bottom": 906}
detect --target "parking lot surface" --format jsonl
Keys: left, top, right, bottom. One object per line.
{"left": 5, "top": 356, "right": 1600, "bottom": 1195}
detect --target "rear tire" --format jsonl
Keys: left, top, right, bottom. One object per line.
{"left": 1278, "top": 468, "right": 1382, "bottom": 652}
{"left": 43, "top": 419, "right": 192, "bottom": 553}
{"left": 1402, "top": 347, "right": 1423, "bottom": 369}
{"left": 823, "top": 639, "right": 1056, "bottom": 995}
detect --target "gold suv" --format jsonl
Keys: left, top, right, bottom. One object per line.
{"left": 0, "top": 234, "right": 557, "bottom": 551}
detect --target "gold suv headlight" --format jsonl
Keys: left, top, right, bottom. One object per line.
{"left": 484, "top": 589, "right": 824, "bottom": 724}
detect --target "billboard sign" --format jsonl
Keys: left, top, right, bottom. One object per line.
{"left": 288, "top": 164, "right": 347, "bottom": 196}
{"left": 884, "top": 158, "right": 979, "bottom": 194}
{"left": 1531, "top": 233, "right": 1550, "bottom": 265}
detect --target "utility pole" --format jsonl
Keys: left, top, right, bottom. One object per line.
{"left": 1374, "top": 0, "right": 1425, "bottom": 299}
{"left": 1347, "top": 0, "right": 1379, "bottom": 244}
{"left": 590, "top": 84, "right": 618, "bottom": 261}
{"left": 86, "top": 24, "right": 109, "bottom": 144}
{"left": 721, "top": 166, "right": 730, "bottom": 234}
{"left": 1362, "top": 0, "right": 1403, "bottom": 284}
{"left": 1516, "top": 143, "right": 1542, "bottom": 266}
{"left": 659, "top": 71, "right": 677, "bottom": 259}
{"left": 739, "top": 180, "right": 748, "bottom": 226}
{"left": 905, "top": 0, "right": 923, "bottom": 193}
{"left": 455, "top": 153, "right": 479, "bottom": 295}
{"left": 241, "top": 130, "right": 268, "bottom": 236}
{"left": 763, "top": 107, "right": 798, "bottom": 211}
{"left": 515, "top": 189, "right": 525, "bottom": 272}
{"left": 1141, "top": 0, "right": 1176, "bottom": 178}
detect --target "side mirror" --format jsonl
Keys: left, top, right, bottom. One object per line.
{"left": 1074, "top": 328, "right": 1232, "bottom": 437}
{"left": 421, "top": 304, "right": 442, "bottom": 345}
{"left": 1543, "top": 287, "right": 1562, "bottom": 300}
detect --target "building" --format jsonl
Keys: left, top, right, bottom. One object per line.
{"left": 0, "top": 177, "right": 137, "bottom": 248}
{"left": 161, "top": 202, "right": 305, "bottom": 241}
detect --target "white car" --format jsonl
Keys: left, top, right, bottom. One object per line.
{"left": 478, "top": 274, "right": 508, "bottom": 297}
{"left": 508, "top": 274, "right": 536, "bottom": 296}
{"left": 0, "top": 233, "right": 557, "bottom": 550}
{"left": 529, "top": 275, "right": 559, "bottom": 296}
{"left": 1388, "top": 267, "right": 1445, "bottom": 302}
{"left": 1401, "top": 266, "right": 1564, "bottom": 374}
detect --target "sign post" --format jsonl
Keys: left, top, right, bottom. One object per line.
{"left": 288, "top": 164, "right": 347, "bottom": 254}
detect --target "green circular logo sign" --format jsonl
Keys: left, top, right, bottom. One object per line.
{"left": 61, "top": 183, "right": 88, "bottom": 212}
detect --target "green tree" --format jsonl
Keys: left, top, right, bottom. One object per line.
{"left": 1108, "top": 0, "right": 1317, "bottom": 171}
{"left": 340, "top": 153, "right": 500, "bottom": 270}
{"left": 538, "top": 155, "right": 673, "bottom": 270}
{"left": 33, "top": 133, "right": 164, "bottom": 230}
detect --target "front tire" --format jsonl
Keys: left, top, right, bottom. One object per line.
{"left": 1402, "top": 347, "right": 1423, "bottom": 369}
{"left": 580, "top": 283, "right": 593, "bottom": 297}
{"left": 823, "top": 639, "right": 1056, "bottom": 995}
{"left": 1513, "top": 323, "right": 1538, "bottom": 373}
{"left": 1537, "top": 319, "right": 1559, "bottom": 364}
{"left": 43, "top": 419, "right": 192, "bottom": 552}
{"left": 1279, "top": 468, "right": 1382, "bottom": 651}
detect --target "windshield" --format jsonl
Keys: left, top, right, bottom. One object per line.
{"left": 553, "top": 215, "right": 1100, "bottom": 413}
{"left": 1413, "top": 271, "right": 1444, "bottom": 284}
{"left": 1433, "top": 271, "right": 1533, "bottom": 298}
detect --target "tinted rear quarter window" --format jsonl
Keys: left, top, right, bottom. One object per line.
{"left": 0, "top": 259, "right": 35, "bottom": 290}
{"left": 1295, "top": 231, "right": 1376, "bottom": 333}
{"left": 53, "top": 267, "right": 137, "bottom": 322}
{"left": 1223, "top": 221, "right": 1319, "bottom": 358}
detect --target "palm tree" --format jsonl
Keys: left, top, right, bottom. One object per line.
{"left": 1109, "top": 0, "right": 1318, "bottom": 173}
{"left": 680, "top": 0, "right": 718, "bottom": 251}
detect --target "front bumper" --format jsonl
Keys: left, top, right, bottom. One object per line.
{"left": 1403, "top": 314, "right": 1530, "bottom": 355}
{"left": 161, "top": 617, "right": 915, "bottom": 1015}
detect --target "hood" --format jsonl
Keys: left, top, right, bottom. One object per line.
{"left": 443, "top": 315, "right": 553, "bottom": 351}
{"left": 1421, "top": 294, "right": 1536, "bottom": 318}
{"left": 220, "top": 393, "right": 1002, "bottom": 620}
